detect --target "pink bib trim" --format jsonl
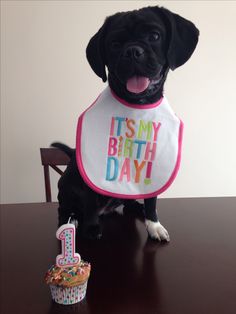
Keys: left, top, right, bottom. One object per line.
{"left": 110, "top": 89, "right": 163, "bottom": 109}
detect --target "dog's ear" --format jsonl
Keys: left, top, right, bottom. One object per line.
{"left": 86, "top": 19, "right": 109, "bottom": 82}
{"left": 158, "top": 7, "right": 199, "bottom": 70}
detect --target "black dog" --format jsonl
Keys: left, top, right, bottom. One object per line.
{"left": 53, "top": 6, "right": 199, "bottom": 241}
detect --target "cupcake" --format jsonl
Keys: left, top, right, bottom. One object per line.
{"left": 45, "top": 260, "right": 91, "bottom": 305}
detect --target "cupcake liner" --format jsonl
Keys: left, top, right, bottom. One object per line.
{"left": 50, "top": 281, "right": 88, "bottom": 305}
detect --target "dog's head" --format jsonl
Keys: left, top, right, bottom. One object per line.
{"left": 86, "top": 6, "right": 199, "bottom": 104}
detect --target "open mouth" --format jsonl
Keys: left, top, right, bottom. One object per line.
{"left": 126, "top": 75, "right": 163, "bottom": 94}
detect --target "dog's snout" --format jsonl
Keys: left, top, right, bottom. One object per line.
{"left": 123, "top": 45, "right": 145, "bottom": 60}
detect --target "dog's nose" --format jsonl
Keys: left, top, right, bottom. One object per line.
{"left": 123, "top": 45, "right": 145, "bottom": 60}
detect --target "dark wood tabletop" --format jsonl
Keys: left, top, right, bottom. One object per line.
{"left": 1, "top": 198, "right": 236, "bottom": 314}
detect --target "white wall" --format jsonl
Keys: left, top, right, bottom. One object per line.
{"left": 1, "top": 1, "right": 236, "bottom": 204}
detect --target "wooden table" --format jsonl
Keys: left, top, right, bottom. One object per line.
{"left": 1, "top": 198, "right": 236, "bottom": 314}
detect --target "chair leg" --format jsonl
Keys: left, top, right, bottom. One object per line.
{"left": 43, "top": 165, "right": 52, "bottom": 202}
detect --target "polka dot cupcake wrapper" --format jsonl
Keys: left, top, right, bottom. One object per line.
{"left": 50, "top": 281, "right": 88, "bottom": 305}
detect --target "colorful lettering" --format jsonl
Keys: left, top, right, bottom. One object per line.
{"left": 144, "top": 142, "right": 157, "bottom": 161}
{"left": 124, "top": 138, "right": 133, "bottom": 158}
{"left": 134, "top": 160, "right": 146, "bottom": 183}
{"left": 115, "top": 117, "right": 125, "bottom": 136}
{"left": 137, "top": 120, "right": 152, "bottom": 140}
{"left": 119, "top": 158, "right": 131, "bottom": 182}
{"left": 134, "top": 140, "right": 146, "bottom": 159}
{"left": 106, "top": 157, "right": 118, "bottom": 181}
{"left": 144, "top": 161, "right": 153, "bottom": 185}
{"left": 118, "top": 136, "right": 123, "bottom": 157}
{"left": 152, "top": 122, "right": 161, "bottom": 141}
{"left": 125, "top": 119, "right": 135, "bottom": 138}
{"left": 105, "top": 116, "right": 161, "bottom": 184}
{"left": 110, "top": 117, "right": 115, "bottom": 136}
{"left": 108, "top": 137, "right": 118, "bottom": 156}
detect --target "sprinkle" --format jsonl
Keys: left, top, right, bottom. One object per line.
{"left": 54, "top": 274, "right": 62, "bottom": 280}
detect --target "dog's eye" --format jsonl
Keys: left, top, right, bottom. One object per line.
{"left": 110, "top": 41, "right": 121, "bottom": 50}
{"left": 149, "top": 32, "right": 160, "bottom": 42}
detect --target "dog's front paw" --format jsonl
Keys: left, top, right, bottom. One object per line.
{"left": 145, "top": 220, "right": 170, "bottom": 242}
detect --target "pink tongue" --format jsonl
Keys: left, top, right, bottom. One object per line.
{"left": 126, "top": 76, "right": 150, "bottom": 94}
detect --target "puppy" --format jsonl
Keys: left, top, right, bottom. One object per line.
{"left": 53, "top": 6, "right": 199, "bottom": 241}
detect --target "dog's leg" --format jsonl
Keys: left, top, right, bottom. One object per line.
{"left": 123, "top": 199, "right": 144, "bottom": 217}
{"left": 83, "top": 190, "right": 102, "bottom": 240}
{"left": 144, "top": 197, "right": 170, "bottom": 242}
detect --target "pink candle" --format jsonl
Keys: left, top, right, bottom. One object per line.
{"left": 56, "top": 223, "right": 81, "bottom": 267}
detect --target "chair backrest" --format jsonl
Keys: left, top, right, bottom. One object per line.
{"left": 40, "top": 148, "right": 70, "bottom": 202}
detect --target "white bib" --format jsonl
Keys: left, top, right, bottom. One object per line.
{"left": 76, "top": 87, "right": 183, "bottom": 199}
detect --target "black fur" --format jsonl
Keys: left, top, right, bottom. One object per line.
{"left": 54, "top": 6, "right": 199, "bottom": 240}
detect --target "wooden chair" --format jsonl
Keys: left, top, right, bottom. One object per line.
{"left": 40, "top": 148, "right": 70, "bottom": 202}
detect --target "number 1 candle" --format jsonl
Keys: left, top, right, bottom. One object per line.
{"left": 56, "top": 222, "right": 81, "bottom": 267}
